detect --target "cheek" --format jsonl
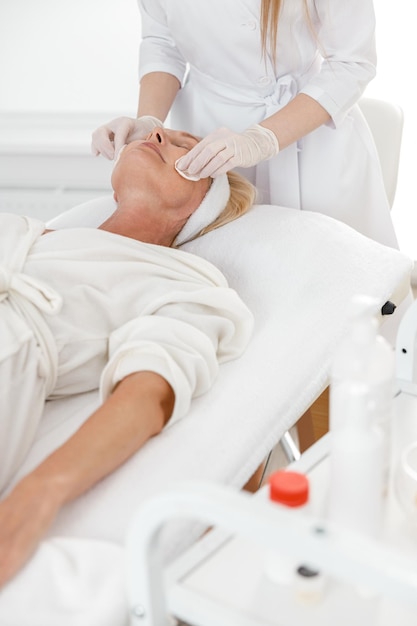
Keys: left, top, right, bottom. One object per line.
{"left": 194, "top": 178, "right": 210, "bottom": 204}
{"left": 162, "top": 177, "right": 195, "bottom": 206}
{"left": 180, "top": 180, "right": 210, "bottom": 215}
{"left": 110, "top": 165, "right": 121, "bottom": 192}
{"left": 161, "top": 176, "right": 207, "bottom": 215}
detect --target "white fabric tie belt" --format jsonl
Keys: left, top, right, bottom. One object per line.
{"left": 188, "top": 66, "right": 301, "bottom": 114}
{"left": 0, "top": 266, "right": 62, "bottom": 314}
{"left": 0, "top": 214, "right": 62, "bottom": 395}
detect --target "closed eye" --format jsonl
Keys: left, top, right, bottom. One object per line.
{"left": 173, "top": 140, "right": 196, "bottom": 150}
{"left": 166, "top": 130, "right": 199, "bottom": 151}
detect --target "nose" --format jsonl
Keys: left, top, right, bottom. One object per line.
{"left": 147, "top": 127, "right": 166, "bottom": 144}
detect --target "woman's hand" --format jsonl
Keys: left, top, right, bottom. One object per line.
{"left": 176, "top": 123, "right": 279, "bottom": 179}
{"left": 0, "top": 475, "right": 62, "bottom": 587}
{"left": 0, "top": 372, "right": 173, "bottom": 587}
{"left": 91, "top": 115, "right": 163, "bottom": 160}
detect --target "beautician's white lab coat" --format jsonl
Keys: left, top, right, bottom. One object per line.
{"left": 138, "top": 0, "right": 398, "bottom": 248}
{"left": 0, "top": 214, "right": 252, "bottom": 492}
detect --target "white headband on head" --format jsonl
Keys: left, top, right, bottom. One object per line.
{"left": 174, "top": 174, "right": 231, "bottom": 246}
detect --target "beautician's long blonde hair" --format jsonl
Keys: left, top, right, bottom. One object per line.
{"left": 261, "top": 0, "right": 314, "bottom": 61}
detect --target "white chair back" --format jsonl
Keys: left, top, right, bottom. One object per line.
{"left": 358, "top": 97, "right": 404, "bottom": 209}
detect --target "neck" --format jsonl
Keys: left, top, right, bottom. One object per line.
{"left": 98, "top": 199, "right": 178, "bottom": 247}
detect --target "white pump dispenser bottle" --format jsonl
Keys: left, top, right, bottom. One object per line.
{"left": 327, "top": 295, "right": 395, "bottom": 537}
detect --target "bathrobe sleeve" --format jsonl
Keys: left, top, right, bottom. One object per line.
{"left": 99, "top": 286, "right": 253, "bottom": 427}
{"left": 137, "top": 0, "right": 187, "bottom": 85}
{"left": 300, "top": 0, "right": 377, "bottom": 127}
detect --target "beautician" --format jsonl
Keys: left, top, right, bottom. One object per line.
{"left": 92, "top": 0, "right": 399, "bottom": 250}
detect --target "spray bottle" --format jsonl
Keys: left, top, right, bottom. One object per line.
{"left": 327, "top": 295, "right": 395, "bottom": 538}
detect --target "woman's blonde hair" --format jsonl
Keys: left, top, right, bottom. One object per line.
{"left": 260, "top": 0, "right": 315, "bottom": 63}
{"left": 260, "top": 0, "right": 283, "bottom": 61}
{"left": 195, "top": 171, "right": 256, "bottom": 240}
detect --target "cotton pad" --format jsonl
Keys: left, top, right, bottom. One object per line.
{"left": 175, "top": 159, "right": 200, "bottom": 181}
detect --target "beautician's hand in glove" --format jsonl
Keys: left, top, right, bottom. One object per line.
{"left": 175, "top": 124, "right": 280, "bottom": 179}
{"left": 91, "top": 115, "right": 163, "bottom": 160}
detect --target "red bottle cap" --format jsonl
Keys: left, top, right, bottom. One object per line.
{"left": 268, "top": 470, "right": 309, "bottom": 507}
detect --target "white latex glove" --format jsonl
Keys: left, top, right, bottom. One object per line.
{"left": 175, "top": 124, "right": 280, "bottom": 179}
{"left": 91, "top": 115, "right": 163, "bottom": 160}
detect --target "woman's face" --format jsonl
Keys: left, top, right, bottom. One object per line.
{"left": 111, "top": 128, "right": 210, "bottom": 220}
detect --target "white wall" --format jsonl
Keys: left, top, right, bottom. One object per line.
{"left": 0, "top": 0, "right": 140, "bottom": 116}
{"left": 1, "top": 0, "right": 415, "bottom": 255}
{"left": 366, "top": 0, "right": 416, "bottom": 258}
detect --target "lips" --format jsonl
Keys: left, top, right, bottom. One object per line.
{"left": 139, "top": 142, "right": 165, "bottom": 162}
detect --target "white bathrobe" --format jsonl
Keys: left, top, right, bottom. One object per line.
{"left": 0, "top": 214, "right": 253, "bottom": 492}
{"left": 138, "top": 0, "right": 398, "bottom": 249}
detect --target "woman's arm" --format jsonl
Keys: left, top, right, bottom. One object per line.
{"left": 0, "top": 371, "right": 174, "bottom": 587}
{"left": 260, "top": 93, "right": 330, "bottom": 152}
{"left": 137, "top": 71, "right": 181, "bottom": 122}
{"left": 176, "top": 93, "right": 331, "bottom": 178}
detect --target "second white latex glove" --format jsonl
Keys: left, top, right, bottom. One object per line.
{"left": 91, "top": 115, "right": 163, "bottom": 160}
{"left": 176, "top": 124, "right": 280, "bottom": 179}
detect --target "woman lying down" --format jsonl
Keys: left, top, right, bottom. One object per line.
{"left": 0, "top": 127, "right": 255, "bottom": 587}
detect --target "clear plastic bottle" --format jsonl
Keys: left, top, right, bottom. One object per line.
{"left": 327, "top": 295, "right": 395, "bottom": 537}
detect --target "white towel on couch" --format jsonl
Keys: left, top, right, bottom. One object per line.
{"left": 0, "top": 198, "right": 412, "bottom": 626}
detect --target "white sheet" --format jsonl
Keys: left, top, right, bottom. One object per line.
{"left": 0, "top": 200, "right": 412, "bottom": 625}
